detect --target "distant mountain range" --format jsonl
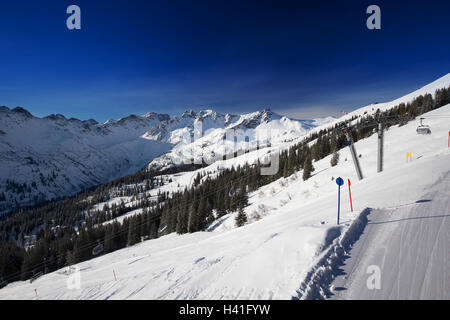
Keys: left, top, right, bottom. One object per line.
{"left": 144, "top": 108, "right": 334, "bottom": 170}
{"left": 2, "top": 72, "right": 449, "bottom": 213}
{"left": 0, "top": 106, "right": 330, "bottom": 213}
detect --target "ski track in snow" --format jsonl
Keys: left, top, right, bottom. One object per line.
{"left": 328, "top": 171, "right": 450, "bottom": 300}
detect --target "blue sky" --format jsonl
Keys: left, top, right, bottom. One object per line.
{"left": 0, "top": 0, "right": 449, "bottom": 122}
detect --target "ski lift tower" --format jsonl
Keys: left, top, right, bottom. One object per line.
{"left": 377, "top": 121, "right": 384, "bottom": 173}
{"left": 345, "top": 130, "right": 364, "bottom": 180}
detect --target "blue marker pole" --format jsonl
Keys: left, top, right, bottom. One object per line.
{"left": 338, "top": 184, "right": 341, "bottom": 225}
{"left": 336, "top": 177, "right": 344, "bottom": 225}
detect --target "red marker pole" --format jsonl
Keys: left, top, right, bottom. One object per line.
{"left": 348, "top": 179, "right": 353, "bottom": 213}
{"left": 448, "top": 131, "right": 450, "bottom": 148}
{"left": 113, "top": 269, "right": 117, "bottom": 281}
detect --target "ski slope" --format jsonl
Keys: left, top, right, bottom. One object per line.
{"left": 1, "top": 102, "right": 449, "bottom": 300}
{"left": 328, "top": 171, "right": 450, "bottom": 300}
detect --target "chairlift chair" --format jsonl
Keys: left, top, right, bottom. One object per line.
{"left": 92, "top": 242, "right": 104, "bottom": 256}
{"left": 228, "top": 186, "right": 242, "bottom": 198}
{"left": 228, "top": 186, "right": 235, "bottom": 197}
{"left": 29, "top": 271, "right": 44, "bottom": 283}
{"left": 416, "top": 118, "right": 431, "bottom": 134}
{"left": 157, "top": 222, "right": 167, "bottom": 234}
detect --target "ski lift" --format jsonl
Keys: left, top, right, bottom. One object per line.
{"left": 228, "top": 186, "right": 241, "bottom": 197}
{"left": 29, "top": 271, "right": 43, "bottom": 283}
{"left": 158, "top": 222, "right": 167, "bottom": 234}
{"left": 92, "top": 241, "right": 104, "bottom": 256}
{"left": 416, "top": 118, "right": 431, "bottom": 134}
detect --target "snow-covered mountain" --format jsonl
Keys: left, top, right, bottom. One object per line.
{"left": 0, "top": 107, "right": 328, "bottom": 213}
{"left": 0, "top": 108, "right": 173, "bottom": 213}
{"left": 1, "top": 80, "right": 449, "bottom": 299}
{"left": 145, "top": 108, "right": 333, "bottom": 170}
{"left": 1, "top": 73, "right": 449, "bottom": 214}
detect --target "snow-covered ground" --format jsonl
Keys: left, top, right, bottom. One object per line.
{"left": 1, "top": 100, "right": 449, "bottom": 300}
{"left": 328, "top": 170, "right": 450, "bottom": 300}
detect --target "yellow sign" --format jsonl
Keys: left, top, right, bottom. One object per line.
{"left": 406, "top": 152, "right": 412, "bottom": 157}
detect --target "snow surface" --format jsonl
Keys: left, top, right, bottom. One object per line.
{"left": 328, "top": 171, "right": 450, "bottom": 300}
{"left": 1, "top": 99, "right": 449, "bottom": 300}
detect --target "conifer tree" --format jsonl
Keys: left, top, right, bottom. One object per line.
{"left": 127, "top": 217, "right": 140, "bottom": 246}
{"left": 66, "top": 249, "right": 75, "bottom": 266}
{"left": 303, "top": 155, "right": 314, "bottom": 181}
{"left": 187, "top": 202, "right": 198, "bottom": 233}
{"left": 235, "top": 206, "right": 247, "bottom": 227}
{"left": 196, "top": 195, "right": 207, "bottom": 230}
{"left": 330, "top": 151, "right": 340, "bottom": 167}
{"left": 104, "top": 226, "right": 113, "bottom": 253}
{"left": 176, "top": 207, "right": 188, "bottom": 234}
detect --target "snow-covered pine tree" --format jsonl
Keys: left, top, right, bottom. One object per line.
{"left": 330, "top": 151, "right": 340, "bottom": 167}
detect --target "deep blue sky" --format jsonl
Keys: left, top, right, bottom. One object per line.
{"left": 0, "top": 0, "right": 449, "bottom": 122}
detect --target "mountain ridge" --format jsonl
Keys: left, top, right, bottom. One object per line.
{"left": 1, "top": 73, "right": 449, "bottom": 213}
{"left": 0, "top": 106, "right": 322, "bottom": 213}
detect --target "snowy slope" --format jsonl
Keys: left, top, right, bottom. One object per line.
{"left": 327, "top": 172, "right": 450, "bottom": 299}
{"left": 299, "top": 145, "right": 450, "bottom": 299}
{"left": 1, "top": 101, "right": 449, "bottom": 300}
{"left": 307, "top": 73, "right": 450, "bottom": 136}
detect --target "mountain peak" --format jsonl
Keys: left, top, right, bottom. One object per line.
{"left": 142, "top": 112, "right": 170, "bottom": 122}
{"left": 45, "top": 114, "right": 67, "bottom": 121}
{"left": 143, "top": 111, "right": 157, "bottom": 118}
{"left": 260, "top": 108, "right": 275, "bottom": 121}
{"left": 83, "top": 119, "right": 99, "bottom": 126}
{"left": 11, "top": 107, "right": 33, "bottom": 118}
{"left": 181, "top": 109, "right": 197, "bottom": 118}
